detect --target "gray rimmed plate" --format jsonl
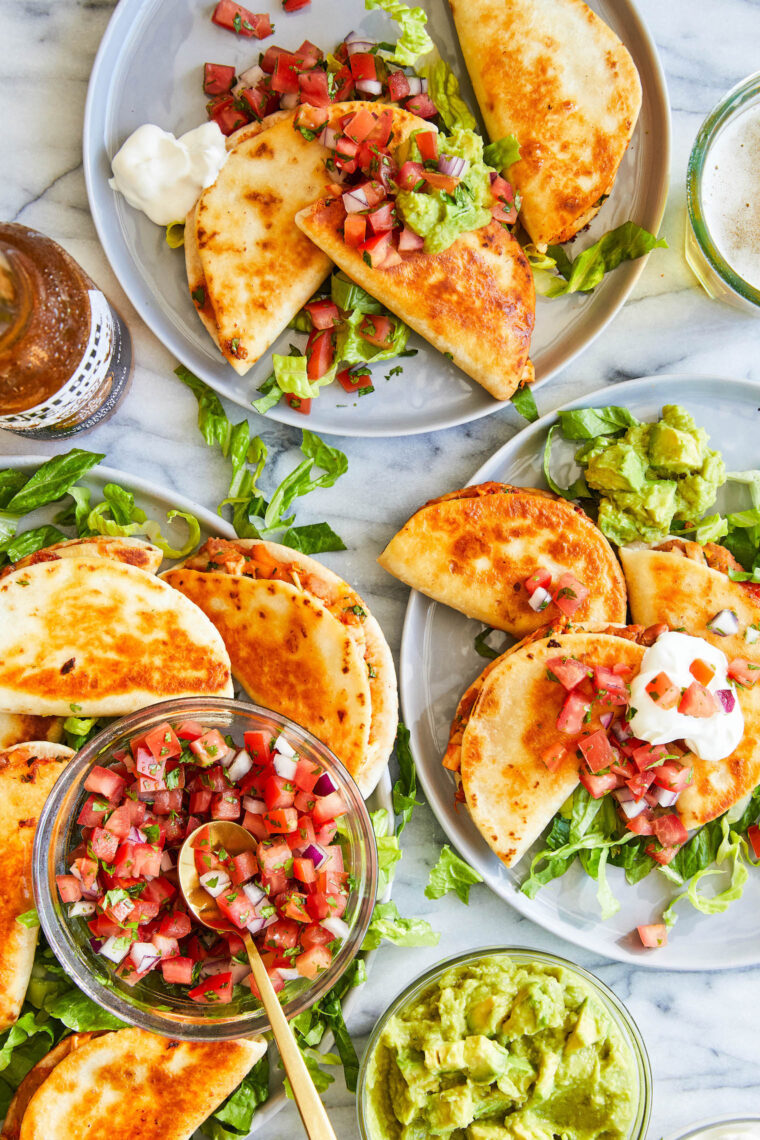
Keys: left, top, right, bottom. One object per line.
{"left": 83, "top": 0, "right": 669, "bottom": 436}
{"left": 399, "top": 375, "right": 760, "bottom": 970}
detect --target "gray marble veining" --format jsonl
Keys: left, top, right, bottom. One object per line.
{"left": 2, "top": 0, "right": 760, "bottom": 1135}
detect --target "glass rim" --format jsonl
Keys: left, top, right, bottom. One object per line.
{"left": 33, "top": 695, "right": 378, "bottom": 1041}
{"left": 663, "top": 1118, "right": 760, "bottom": 1140}
{"left": 355, "top": 945, "right": 652, "bottom": 1140}
{"left": 687, "top": 71, "right": 760, "bottom": 306}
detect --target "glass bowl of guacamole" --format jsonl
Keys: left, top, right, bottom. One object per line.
{"left": 357, "top": 947, "right": 652, "bottom": 1140}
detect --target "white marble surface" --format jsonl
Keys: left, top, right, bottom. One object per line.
{"left": 3, "top": 0, "right": 760, "bottom": 1136}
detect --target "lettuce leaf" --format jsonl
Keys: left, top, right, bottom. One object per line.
{"left": 371, "top": 808, "right": 403, "bottom": 891}
{"left": 335, "top": 310, "right": 410, "bottom": 367}
{"left": 392, "top": 723, "right": 421, "bottom": 836}
{"left": 365, "top": 0, "right": 434, "bottom": 66}
{"left": 331, "top": 271, "right": 385, "bottom": 315}
{"left": 271, "top": 352, "right": 335, "bottom": 400}
{"left": 529, "top": 222, "right": 667, "bottom": 298}
{"left": 362, "top": 901, "right": 439, "bottom": 950}
{"left": 510, "top": 384, "right": 539, "bottom": 423}
{"left": 200, "top": 1055, "right": 270, "bottom": 1139}
{"left": 663, "top": 817, "right": 749, "bottom": 926}
{"left": 542, "top": 425, "right": 590, "bottom": 500}
{"left": 421, "top": 57, "right": 477, "bottom": 131}
{"left": 86, "top": 500, "right": 201, "bottom": 559}
{"left": 425, "top": 845, "right": 483, "bottom": 904}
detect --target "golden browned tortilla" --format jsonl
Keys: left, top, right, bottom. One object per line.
{"left": 17, "top": 1029, "right": 266, "bottom": 1140}
{"left": 0, "top": 742, "right": 73, "bottom": 1031}
{"left": 296, "top": 199, "right": 535, "bottom": 401}
{"left": 0, "top": 557, "right": 233, "bottom": 716}
{"left": 0, "top": 713, "right": 64, "bottom": 750}
{"left": 450, "top": 0, "right": 642, "bottom": 248}
{"left": 378, "top": 483, "right": 627, "bottom": 635}
{"left": 1, "top": 1034, "right": 98, "bottom": 1140}
{"left": 0, "top": 536, "right": 163, "bottom": 579}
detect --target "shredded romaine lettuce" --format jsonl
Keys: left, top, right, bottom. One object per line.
{"left": 420, "top": 57, "right": 477, "bottom": 131}
{"left": 365, "top": 0, "right": 434, "bottom": 66}
{"left": 527, "top": 222, "right": 667, "bottom": 298}
{"left": 425, "top": 845, "right": 483, "bottom": 905}
{"left": 86, "top": 502, "right": 201, "bottom": 559}
{"left": 271, "top": 352, "right": 335, "bottom": 399}
{"left": 663, "top": 817, "right": 749, "bottom": 926}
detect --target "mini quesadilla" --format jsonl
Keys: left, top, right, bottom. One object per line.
{"left": 0, "top": 741, "right": 74, "bottom": 1030}
{"left": 0, "top": 713, "right": 63, "bottom": 750}
{"left": 620, "top": 539, "right": 760, "bottom": 666}
{"left": 16, "top": 1029, "right": 265, "bottom": 1140}
{"left": 1, "top": 1034, "right": 98, "bottom": 1140}
{"left": 296, "top": 202, "right": 535, "bottom": 401}
{"left": 0, "top": 535, "right": 163, "bottom": 579}
{"left": 450, "top": 0, "right": 642, "bottom": 248}
{"left": 163, "top": 538, "right": 396, "bottom": 793}
{"left": 378, "top": 483, "right": 627, "bottom": 636}
{"left": 0, "top": 557, "right": 233, "bottom": 716}
{"left": 189, "top": 101, "right": 424, "bottom": 374}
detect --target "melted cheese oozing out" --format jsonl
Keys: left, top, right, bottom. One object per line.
{"left": 109, "top": 122, "right": 228, "bottom": 226}
{"left": 629, "top": 631, "right": 743, "bottom": 762}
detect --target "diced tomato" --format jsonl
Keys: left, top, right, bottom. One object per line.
{"left": 398, "top": 226, "right": 424, "bottom": 252}
{"left": 132, "top": 843, "right": 162, "bottom": 878}
{"left": 593, "top": 666, "right": 629, "bottom": 698}
{"left": 556, "top": 691, "right": 591, "bottom": 734}
{"left": 77, "top": 795, "right": 111, "bottom": 828}
{"left": 386, "top": 70, "right": 411, "bottom": 101}
{"left": 244, "top": 731, "right": 273, "bottom": 767}
{"left": 293, "top": 758, "right": 320, "bottom": 793}
{"left": 678, "top": 682, "right": 717, "bottom": 718}
{"left": 248, "top": 966, "right": 285, "bottom": 999}
{"left": 243, "top": 811, "right": 269, "bottom": 840}
{"left": 689, "top": 658, "right": 716, "bottom": 685}
{"left": 144, "top": 723, "right": 182, "bottom": 763}
{"left": 312, "top": 791, "right": 346, "bottom": 826}
{"left": 366, "top": 203, "right": 396, "bottom": 235}
{"left": 211, "top": 98, "right": 250, "bottom": 137}
{"left": 89, "top": 827, "right": 119, "bottom": 862}
{"left": 344, "top": 107, "right": 377, "bottom": 144}
{"left": 284, "top": 0, "right": 311, "bottom": 10}
{"left": 541, "top": 743, "right": 568, "bottom": 773}
{"left": 626, "top": 811, "right": 655, "bottom": 836}
{"left": 211, "top": 790, "right": 241, "bottom": 821}
{"left": 632, "top": 743, "right": 672, "bottom": 772}
{"left": 652, "top": 813, "right": 689, "bottom": 847}
{"left": 645, "top": 672, "right": 681, "bottom": 709}
{"left": 396, "top": 160, "right": 425, "bottom": 191}
{"left": 553, "top": 573, "right": 589, "bottom": 617}
{"left": 84, "top": 766, "right": 126, "bottom": 802}
{"left": 264, "top": 774, "right": 295, "bottom": 811}
{"left": 579, "top": 730, "right": 616, "bottom": 774}
{"left": 728, "top": 658, "right": 760, "bottom": 687}
{"left": 415, "top": 130, "right": 438, "bottom": 162}
{"left": 748, "top": 824, "right": 760, "bottom": 859}
{"left": 294, "top": 789, "right": 317, "bottom": 814}
{"left": 161, "top": 956, "right": 194, "bottom": 985}
{"left": 304, "top": 299, "right": 339, "bottom": 331}
{"left": 298, "top": 69, "right": 330, "bottom": 108}
{"left": 280, "top": 890, "right": 310, "bottom": 922}
{"left": 56, "top": 875, "right": 82, "bottom": 903}
{"left": 159, "top": 911, "right": 192, "bottom": 939}
{"left": 189, "top": 789, "right": 213, "bottom": 815}
{"left": 546, "top": 656, "right": 590, "bottom": 692}
{"left": 300, "top": 922, "right": 331, "bottom": 949}
{"left": 264, "top": 918, "right": 301, "bottom": 951}
{"left": 262, "top": 807, "right": 298, "bottom": 835}
{"left": 189, "top": 971, "right": 233, "bottom": 1003}
{"left": 404, "top": 93, "right": 438, "bottom": 118}
{"left": 368, "top": 108, "right": 393, "bottom": 147}
{"left": 358, "top": 232, "right": 392, "bottom": 268}
{"left": 646, "top": 842, "right": 680, "bottom": 865}
{"left": 524, "top": 568, "right": 552, "bottom": 596}
{"left": 190, "top": 729, "right": 230, "bottom": 767}
{"left": 104, "top": 803, "right": 132, "bottom": 840}
{"left": 176, "top": 720, "right": 205, "bottom": 742}
{"left": 126, "top": 800, "right": 146, "bottom": 827}
{"left": 260, "top": 44, "right": 289, "bottom": 73}
{"left": 89, "top": 914, "right": 122, "bottom": 939}
{"left": 257, "top": 839, "right": 291, "bottom": 875}
{"left": 211, "top": 1, "right": 272, "bottom": 38}
{"left": 359, "top": 314, "right": 394, "bottom": 348}
{"left": 296, "top": 943, "right": 332, "bottom": 979}
{"left": 421, "top": 170, "right": 458, "bottom": 193}
{"left": 71, "top": 856, "right": 99, "bottom": 891}
{"left": 348, "top": 52, "right": 377, "bottom": 82}
{"left": 153, "top": 789, "right": 184, "bottom": 816}
{"left": 579, "top": 770, "right": 620, "bottom": 799}
{"left": 653, "top": 760, "right": 693, "bottom": 793}
{"left": 203, "top": 62, "right": 236, "bottom": 96}
{"left": 637, "top": 923, "right": 667, "bottom": 949}
{"left": 305, "top": 327, "right": 334, "bottom": 382}
{"left": 230, "top": 851, "right": 258, "bottom": 884}
{"left": 239, "top": 82, "right": 279, "bottom": 120}
{"left": 294, "top": 857, "right": 318, "bottom": 884}
{"left": 217, "top": 890, "right": 255, "bottom": 929}
{"left": 342, "top": 214, "right": 367, "bottom": 249}
{"left": 491, "top": 201, "right": 518, "bottom": 224}
{"left": 330, "top": 64, "right": 354, "bottom": 102}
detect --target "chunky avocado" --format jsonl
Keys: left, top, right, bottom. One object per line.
{"left": 363, "top": 957, "right": 638, "bottom": 1140}
{"left": 580, "top": 404, "right": 725, "bottom": 545}
{"left": 396, "top": 128, "right": 493, "bottom": 254}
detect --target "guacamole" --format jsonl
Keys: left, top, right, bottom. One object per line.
{"left": 396, "top": 128, "right": 493, "bottom": 254}
{"left": 580, "top": 404, "right": 725, "bottom": 545}
{"left": 363, "top": 956, "right": 638, "bottom": 1140}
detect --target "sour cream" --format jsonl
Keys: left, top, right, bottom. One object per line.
{"left": 629, "top": 631, "right": 743, "bottom": 762}
{"left": 108, "top": 122, "right": 228, "bottom": 226}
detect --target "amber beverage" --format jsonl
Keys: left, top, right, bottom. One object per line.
{"left": 0, "top": 223, "right": 132, "bottom": 437}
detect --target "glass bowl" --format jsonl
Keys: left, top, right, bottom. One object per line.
{"left": 33, "top": 696, "right": 378, "bottom": 1041}
{"left": 664, "top": 1120, "right": 760, "bottom": 1140}
{"left": 686, "top": 72, "right": 760, "bottom": 312}
{"left": 356, "top": 946, "right": 652, "bottom": 1140}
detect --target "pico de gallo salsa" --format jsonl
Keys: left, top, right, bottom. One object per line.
{"left": 56, "top": 720, "right": 354, "bottom": 1005}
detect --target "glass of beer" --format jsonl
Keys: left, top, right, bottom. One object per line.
{"left": 0, "top": 223, "right": 132, "bottom": 438}
{"left": 686, "top": 73, "right": 760, "bottom": 313}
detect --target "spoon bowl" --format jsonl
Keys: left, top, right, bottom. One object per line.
{"left": 177, "top": 819, "right": 258, "bottom": 934}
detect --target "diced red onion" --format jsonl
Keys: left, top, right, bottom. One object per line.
{"left": 230, "top": 961, "right": 251, "bottom": 984}
{"left": 318, "top": 124, "right": 339, "bottom": 150}
{"left": 128, "top": 826, "right": 147, "bottom": 844}
{"left": 610, "top": 719, "right": 633, "bottom": 744}
{"left": 356, "top": 79, "right": 383, "bottom": 95}
{"left": 653, "top": 786, "right": 679, "bottom": 808}
{"left": 130, "top": 942, "right": 161, "bottom": 972}
{"left": 246, "top": 916, "right": 266, "bottom": 935}
{"left": 302, "top": 843, "right": 326, "bottom": 867}
{"left": 600, "top": 712, "right": 614, "bottom": 729}
{"left": 746, "top": 626, "right": 760, "bottom": 645}
{"left": 613, "top": 787, "right": 634, "bottom": 804}
{"left": 313, "top": 772, "right": 338, "bottom": 797}
{"left": 242, "top": 881, "right": 266, "bottom": 906}
{"left": 405, "top": 76, "right": 423, "bottom": 96}
{"left": 343, "top": 187, "right": 369, "bottom": 213}
{"left": 243, "top": 796, "right": 266, "bottom": 814}
{"left": 137, "top": 788, "right": 156, "bottom": 802}
{"left": 273, "top": 733, "right": 296, "bottom": 758}
{"left": 321, "top": 916, "right": 350, "bottom": 941}
{"left": 280, "top": 92, "right": 300, "bottom": 109}
{"left": 200, "top": 869, "right": 231, "bottom": 898}
{"left": 346, "top": 39, "right": 377, "bottom": 55}
{"left": 707, "top": 609, "right": 739, "bottom": 636}
{"left": 260, "top": 913, "right": 278, "bottom": 930}
{"left": 69, "top": 901, "right": 96, "bottom": 918}
{"left": 228, "top": 749, "right": 253, "bottom": 782}
{"left": 160, "top": 851, "right": 174, "bottom": 872}
{"left": 716, "top": 688, "right": 736, "bottom": 713}
{"left": 200, "top": 957, "right": 232, "bottom": 978}
{"left": 438, "top": 155, "right": 468, "bottom": 179}
{"left": 80, "top": 885, "right": 100, "bottom": 901}
{"left": 528, "top": 586, "right": 552, "bottom": 612}
{"left": 240, "top": 63, "right": 265, "bottom": 86}
{"left": 89, "top": 937, "right": 103, "bottom": 953}
{"left": 273, "top": 754, "right": 298, "bottom": 780}
{"left": 618, "top": 796, "right": 648, "bottom": 819}
{"left": 277, "top": 967, "right": 302, "bottom": 982}
{"left": 100, "top": 935, "right": 131, "bottom": 964}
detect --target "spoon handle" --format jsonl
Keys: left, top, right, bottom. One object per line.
{"left": 243, "top": 933, "right": 338, "bottom": 1140}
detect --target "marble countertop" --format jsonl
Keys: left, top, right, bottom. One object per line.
{"left": 3, "top": 0, "right": 760, "bottom": 1135}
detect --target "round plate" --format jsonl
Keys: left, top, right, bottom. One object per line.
{"left": 7, "top": 458, "right": 391, "bottom": 1132}
{"left": 400, "top": 375, "right": 760, "bottom": 970}
{"left": 83, "top": 0, "right": 670, "bottom": 437}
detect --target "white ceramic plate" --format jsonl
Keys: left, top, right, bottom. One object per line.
{"left": 7, "top": 457, "right": 391, "bottom": 1133}
{"left": 83, "top": 0, "right": 669, "bottom": 436}
{"left": 400, "top": 375, "right": 760, "bottom": 970}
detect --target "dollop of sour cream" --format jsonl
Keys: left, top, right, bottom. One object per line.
{"left": 629, "top": 631, "right": 743, "bottom": 762}
{"left": 108, "top": 122, "right": 228, "bottom": 226}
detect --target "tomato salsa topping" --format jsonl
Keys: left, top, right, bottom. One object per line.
{"left": 58, "top": 722, "right": 352, "bottom": 1004}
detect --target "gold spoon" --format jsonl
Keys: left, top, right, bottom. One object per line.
{"left": 178, "top": 820, "right": 338, "bottom": 1140}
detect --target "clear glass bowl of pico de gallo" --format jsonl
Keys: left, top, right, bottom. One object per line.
{"left": 33, "top": 697, "right": 378, "bottom": 1040}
